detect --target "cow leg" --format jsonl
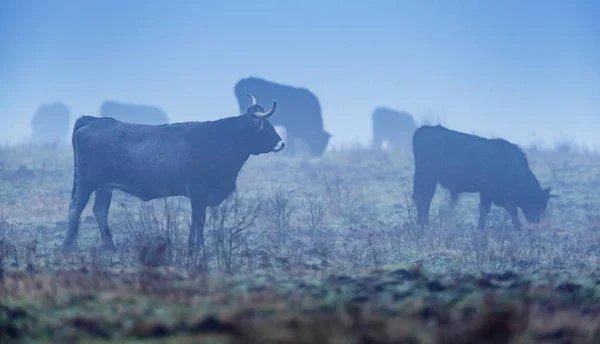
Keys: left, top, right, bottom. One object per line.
{"left": 448, "top": 191, "right": 459, "bottom": 219}
{"left": 70, "top": 170, "right": 78, "bottom": 201}
{"left": 506, "top": 205, "right": 521, "bottom": 231}
{"left": 70, "top": 146, "right": 79, "bottom": 201}
{"left": 189, "top": 197, "right": 207, "bottom": 254}
{"left": 93, "top": 188, "right": 116, "bottom": 251}
{"left": 63, "top": 183, "right": 94, "bottom": 252}
{"left": 478, "top": 195, "right": 492, "bottom": 230}
{"left": 413, "top": 173, "right": 436, "bottom": 227}
{"left": 450, "top": 192, "right": 459, "bottom": 211}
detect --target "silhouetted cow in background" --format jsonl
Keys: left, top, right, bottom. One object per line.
{"left": 234, "top": 77, "right": 331, "bottom": 157}
{"left": 100, "top": 100, "right": 169, "bottom": 125}
{"left": 372, "top": 107, "right": 417, "bottom": 151}
{"left": 30, "top": 102, "right": 71, "bottom": 145}
{"left": 412, "top": 125, "right": 557, "bottom": 230}
{"left": 63, "top": 95, "right": 284, "bottom": 253}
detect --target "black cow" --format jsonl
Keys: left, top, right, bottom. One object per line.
{"left": 372, "top": 107, "right": 417, "bottom": 151}
{"left": 234, "top": 77, "right": 331, "bottom": 156}
{"left": 30, "top": 102, "right": 71, "bottom": 145}
{"left": 100, "top": 101, "right": 169, "bottom": 125}
{"left": 412, "top": 125, "right": 557, "bottom": 230}
{"left": 63, "top": 95, "right": 284, "bottom": 253}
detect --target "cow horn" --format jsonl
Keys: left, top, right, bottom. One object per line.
{"left": 247, "top": 94, "right": 257, "bottom": 106}
{"left": 254, "top": 100, "right": 277, "bottom": 118}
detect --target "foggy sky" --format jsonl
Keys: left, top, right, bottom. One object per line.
{"left": 1, "top": 0, "right": 599, "bottom": 149}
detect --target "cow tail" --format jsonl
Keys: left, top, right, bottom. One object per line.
{"left": 70, "top": 116, "right": 96, "bottom": 200}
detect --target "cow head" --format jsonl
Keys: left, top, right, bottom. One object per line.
{"left": 521, "top": 187, "right": 558, "bottom": 223}
{"left": 242, "top": 94, "right": 285, "bottom": 155}
{"left": 305, "top": 129, "right": 331, "bottom": 156}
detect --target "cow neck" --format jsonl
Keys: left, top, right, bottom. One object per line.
{"left": 211, "top": 115, "right": 252, "bottom": 173}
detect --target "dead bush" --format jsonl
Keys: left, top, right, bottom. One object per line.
{"left": 298, "top": 191, "right": 327, "bottom": 245}
{"left": 318, "top": 165, "right": 364, "bottom": 220}
{"left": 119, "top": 198, "right": 188, "bottom": 267}
{"left": 205, "top": 189, "right": 262, "bottom": 271}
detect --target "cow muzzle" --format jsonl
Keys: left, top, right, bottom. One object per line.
{"left": 273, "top": 141, "right": 285, "bottom": 152}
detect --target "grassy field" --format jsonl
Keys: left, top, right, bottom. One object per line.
{"left": 1, "top": 143, "right": 600, "bottom": 343}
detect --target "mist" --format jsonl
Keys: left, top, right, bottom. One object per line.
{"left": 1, "top": 0, "right": 598, "bottom": 149}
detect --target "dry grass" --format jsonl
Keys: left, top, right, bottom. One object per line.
{"left": 1, "top": 142, "right": 600, "bottom": 343}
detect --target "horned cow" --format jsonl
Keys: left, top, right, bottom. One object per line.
{"left": 63, "top": 95, "right": 284, "bottom": 253}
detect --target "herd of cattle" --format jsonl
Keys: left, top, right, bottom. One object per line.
{"left": 23, "top": 76, "right": 558, "bottom": 253}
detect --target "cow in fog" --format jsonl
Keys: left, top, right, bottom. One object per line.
{"left": 100, "top": 100, "right": 169, "bottom": 125}
{"left": 372, "top": 107, "right": 417, "bottom": 151}
{"left": 412, "top": 125, "right": 557, "bottom": 230}
{"left": 63, "top": 95, "right": 284, "bottom": 253}
{"left": 30, "top": 102, "right": 71, "bottom": 145}
{"left": 234, "top": 77, "right": 331, "bottom": 157}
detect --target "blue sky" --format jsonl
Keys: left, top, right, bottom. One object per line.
{"left": 1, "top": 0, "right": 599, "bottom": 148}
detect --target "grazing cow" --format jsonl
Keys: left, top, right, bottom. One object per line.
{"left": 372, "top": 107, "right": 417, "bottom": 151}
{"left": 30, "top": 102, "right": 71, "bottom": 145}
{"left": 63, "top": 95, "right": 284, "bottom": 253}
{"left": 100, "top": 100, "right": 169, "bottom": 125}
{"left": 234, "top": 77, "right": 331, "bottom": 156}
{"left": 412, "top": 125, "right": 557, "bottom": 230}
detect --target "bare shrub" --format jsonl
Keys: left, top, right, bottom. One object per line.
{"left": 256, "top": 188, "right": 324, "bottom": 268}
{"left": 388, "top": 184, "right": 447, "bottom": 254}
{"left": 338, "top": 223, "right": 395, "bottom": 269}
{"left": 119, "top": 197, "right": 188, "bottom": 267}
{"left": 0, "top": 216, "right": 19, "bottom": 269}
{"left": 307, "top": 232, "right": 337, "bottom": 267}
{"left": 365, "top": 231, "right": 383, "bottom": 267}
{"left": 264, "top": 188, "right": 296, "bottom": 234}
{"left": 338, "top": 227, "right": 365, "bottom": 268}
{"left": 260, "top": 188, "right": 297, "bottom": 251}
{"left": 205, "top": 189, "right": 262, "bottom": 270}
{"left": 318, "top": 164, "right": 364, "bottom": 220}
{"left": 299, "top": 191, "right": 327, "bottom": 244}
{"left": 393, "top": 197, "right": 425, "bottom": 248}
{"left": 461, "top": 227, "right": 490, "bottom": 270}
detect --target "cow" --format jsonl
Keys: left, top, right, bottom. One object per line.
{"left": 30, "top": 102, "right": 71, "bottom": 145}
{"left": 234, "top": 77, "right": 331, "bottom": 157}
{"left": 62, "top": 95, "right": 284, "bottom": 253}
{"left": 372, "top": 107, "right": 417, "bottom": 151}
{"left": 412, "top": 125, "right": 557, "bottom": 230}
{"left": 100, "top": 100, "right": 169, "bottom": 125}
